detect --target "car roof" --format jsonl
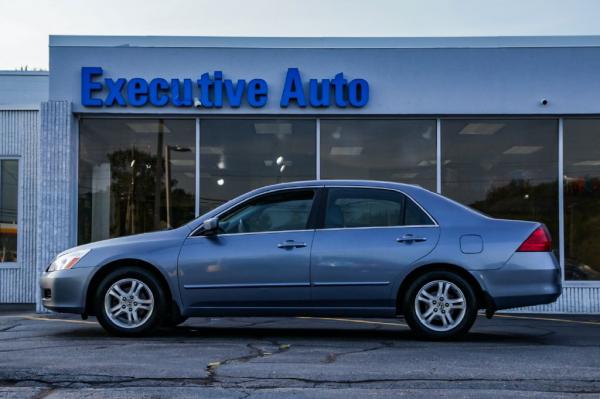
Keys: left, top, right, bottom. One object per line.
{"left": 256, "top": 179, "right": 424, "bottom": 192}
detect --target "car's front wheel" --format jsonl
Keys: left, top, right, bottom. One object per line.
{"left": 94, "top": 267, "right": 166, "bottom": 336}
{"left": 403, "top": 271, "right": 478, "bottom": 340}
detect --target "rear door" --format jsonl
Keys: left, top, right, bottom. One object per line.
{"left": 310, "top": 187, "right": 439, "bottom": 309}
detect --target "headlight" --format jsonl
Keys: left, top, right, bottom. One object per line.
{"left": 47, "top": 249, "right": 91, "bottom": 272}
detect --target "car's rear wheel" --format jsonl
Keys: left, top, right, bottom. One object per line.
{"left": 94, "top": 267, "right": 166, "bottom": 336}
{"left": 403, "top": 271, "right": 478, "bottom": 340}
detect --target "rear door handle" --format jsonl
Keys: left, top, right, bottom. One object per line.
{"left": 277, "top": 240, "right": 307, "bottom": 249}
{"left": 396, "top": 234, "right": 427, "bottom": 243}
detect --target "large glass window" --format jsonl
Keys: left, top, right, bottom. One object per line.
{"left": 320, "top": 120, "right": 437, "bottom": 191}
{"left": 441, "top": 119, "right": 558, "bottom": 249}
{"left": 0, "top": 160, "right": 18, "bottom": 262}
{"left": 78, "top": 119, "right": 196, "bottom": 244}
{"left": 564, "top": 119, "right": 600, "bottom": 280}
{"left": 200, "top": 119, "right": 316, "bottom": 214}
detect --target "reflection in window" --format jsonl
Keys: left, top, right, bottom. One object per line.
{"left": 564, "top": 119, "right": 600, "bottom": 281}
{"left": 0, "top": 160, "right": 18, "bottom": 262}
{"left": 219, "top": 190, "right": 315, "bottom": 234}
{"left": 200, "top": 119, "right": 316, "bottom": 214}
{"left": 441, "top": 119, "right": 558, "bottom": 249}
{"left": 320, "top": 120, "right": 437, "bottom": 191}
{"left": 78, "top": 119, "right": 196, "bottom": 244}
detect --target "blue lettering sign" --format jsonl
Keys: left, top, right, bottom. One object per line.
{"left": 80, "top": 67, "right": 369, "bottom": 109}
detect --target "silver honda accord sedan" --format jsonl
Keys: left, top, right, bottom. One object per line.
{"left": 40, "top": 180, "right": 561, "bottom": 339}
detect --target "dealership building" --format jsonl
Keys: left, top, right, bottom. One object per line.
{"left": 1, "top": 35, "right": 600, "bottom": 313}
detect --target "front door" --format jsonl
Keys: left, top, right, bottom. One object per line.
{"left": 178, "top": 189, "right": 318, "bottom": 310}
{"left": 310, "top": 187, "right": 439, "bottom": 309}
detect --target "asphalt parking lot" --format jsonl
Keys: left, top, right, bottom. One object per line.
{"left": 0, "top": 309, "right": 599, "bottom": 398}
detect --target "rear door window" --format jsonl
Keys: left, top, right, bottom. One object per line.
{"left": 324, "top": 188, "right": 434, "bottom": 229}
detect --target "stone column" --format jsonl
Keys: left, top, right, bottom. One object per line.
{"left": 35, "top": 101, "right": 76, "bottom": 312}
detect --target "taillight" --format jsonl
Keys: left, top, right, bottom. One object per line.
{"left": 517, "top": 226, "right": 552, "bottom": 252}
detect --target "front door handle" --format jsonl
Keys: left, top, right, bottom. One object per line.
{"left": 277, "top": 240, "right": 307, "bottom": 249}
{"left": 396, "top": 234, "right": 428, "bottom": 243}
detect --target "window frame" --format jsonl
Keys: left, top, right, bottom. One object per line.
{"left": 561, "top": 117, "right": 600, "bottom": 285}
{"left": 0, "top": 156, "right": 21, "bottom": 269}
{"left": 317, "top": 186, "right": 438, "bottom": 231}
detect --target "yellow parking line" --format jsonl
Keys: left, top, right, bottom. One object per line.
{"left": 297, "top": 316, "right": 408, "bottom": 328}
{"left": 22, "top": 315, "right": 97, "bottom": 325}
{"left": 22, "top": 315, "right": 409, "bottom": 328}
{"left": 494, "top": 313, "right": 600, "bottom": 326}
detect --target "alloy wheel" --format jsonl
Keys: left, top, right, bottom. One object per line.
{"left": 414, "top": 279, "right": 467, "bottom": 332}
{"left": 104, "top": 278, "right": 155, "bottom": 329}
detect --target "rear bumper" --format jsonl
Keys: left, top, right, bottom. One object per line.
{"left": 491, "top": 293, "right": 561, "bottom": 310}
{"left": 473, "top": 252, "right": 562, "bottom": 310}
{"left": 39, "top": 267, "right": 96, "bottom": 314}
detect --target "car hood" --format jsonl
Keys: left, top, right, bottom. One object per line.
{"left": 55, "top": 226, "right": 191, "bottom": 258}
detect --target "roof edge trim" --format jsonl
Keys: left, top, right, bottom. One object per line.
{"left": 49, "top": 35, "right": 600, "bottom": 49}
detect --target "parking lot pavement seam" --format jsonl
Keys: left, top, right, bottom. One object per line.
{"left": 0, "top": 323, "right": 20, "bottom": 332}
{"left": 193, "top": 375, "right": 600, "bottom": 394}
{"left": 2, "top": 370, "right": 600, "bottom": 394}
{"left": 21, "top": 316, "right": 97, "bottom": 325}
{"left": 0, "top": 342, "right": 98, "bottom": 354}
{"left": 297, "top": 316, "right": 409, "bottom": 327}
{"left": 321, "top": 341, "right": 394, "bottom": 364}
{"left": 0, "top": 372, "right": 209, "bottom": 388}
{"left": 206, "top": 341, "right": 292, "bottom": 383}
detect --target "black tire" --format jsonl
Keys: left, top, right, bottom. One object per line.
{"left": 94, "top": 266, "right": 166, "bottom": 336}
{"left": 403, "top": 271, "right": 478, "bottom": 340}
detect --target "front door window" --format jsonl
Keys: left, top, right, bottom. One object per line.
{"left": 219, "top": 190, "right": 315, "bottom": 234}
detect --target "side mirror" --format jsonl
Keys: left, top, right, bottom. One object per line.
{"left": 201, "top": 217, "right": 219, "bottom": 235}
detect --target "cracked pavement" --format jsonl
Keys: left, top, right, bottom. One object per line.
{"left": 0, "top": 310, "right": 599, "bottom": 398}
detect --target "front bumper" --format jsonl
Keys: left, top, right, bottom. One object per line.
{"left": 39, "top": 267, "right": 96, "bottom": 314}
{"left": 474, "top": 252, "right": 562, "bottom": 310}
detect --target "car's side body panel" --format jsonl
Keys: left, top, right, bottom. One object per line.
{"left": 311, "top": 226, "right": 439, "bottom": 308}
{"left": 178, "top": 230, "right": 314, "bottom": 308}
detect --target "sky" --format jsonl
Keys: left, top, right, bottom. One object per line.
{"left": 1, "top": 0, "right": 600, "bottom": 70}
